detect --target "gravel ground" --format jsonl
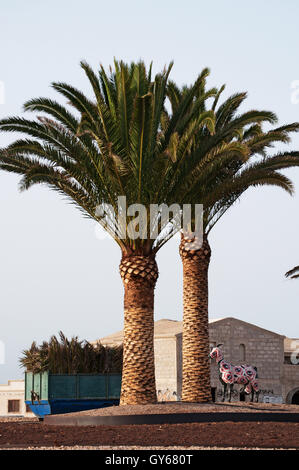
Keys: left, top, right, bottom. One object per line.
{"left": 1, "top": 445, "right": 296, "bottom": 450}
{"left": 0, "top": 404, "right": 298, "bottom": 450}
{"left": 0, "top": 421, "right": 298, "bottom": 449}
{"left": 0, "top": 417, "right": 37, "bottom": 423}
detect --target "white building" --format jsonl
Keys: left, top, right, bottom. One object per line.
{"left": 0, "top": 379, "right": 34, "bottom": 417}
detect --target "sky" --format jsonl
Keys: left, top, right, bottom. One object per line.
{"left": 0, "top": 0, "right": 299, "bottom": 382}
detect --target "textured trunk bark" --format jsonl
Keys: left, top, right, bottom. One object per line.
{"left": 180, "top": 233, "right": 212, "bottom": 402}
{"left": 119, "top": 254, "right": 158, "bottom": 405}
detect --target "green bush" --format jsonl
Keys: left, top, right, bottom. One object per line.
{"left": 20, "top": 331, "right": 123, "bottom": 374}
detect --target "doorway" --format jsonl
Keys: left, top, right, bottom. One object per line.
{"left": 291, "top": 390, "right": 299, "bottom": 404}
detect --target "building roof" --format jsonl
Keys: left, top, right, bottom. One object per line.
{"left": 0, "top": 380, "right": 24, "bottom": 391}
{"left": 94, "top": 317, "right": 298, "bottom": 352}
{"left": 284, "top": 337, "right": 299, "bottom": 354}
{"left": 208, "top": 316, "right": 286, "bottom": 339}
{"left": 92, "top": 319, "right": 183, "bottom": 346}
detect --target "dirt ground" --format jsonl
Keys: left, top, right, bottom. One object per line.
{"left": 0, "top": 403, "right": 298, "bottom": 449}
{"left": 54, "top": 401, "right": 299, "bottom": 417}
{"left": 0, "top": 419, "right": 298, "bottom": 449}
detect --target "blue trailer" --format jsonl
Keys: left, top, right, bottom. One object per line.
{"left": 25, "top": 371, "right": 121, "bottom": 419}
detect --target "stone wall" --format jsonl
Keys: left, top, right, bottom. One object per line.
{"left": 154, "top": 319, "right": 296, "bottom": 403}
{"left": 209, "top": 318, "right": 284, "bottom": 402}
{"left": 154, "top": 335, "right": 179, "bottom": 401}
{"left": 282, "top": 364, "right": 299, "bottom": 403}
{"left": 100, "top": 317, "right": 298, "bottom": 404}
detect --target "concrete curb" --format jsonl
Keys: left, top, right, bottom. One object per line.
{"left": 44, "top": 412, "right": 299, "bottom": 426}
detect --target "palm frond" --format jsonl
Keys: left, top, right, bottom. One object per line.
{"left": 285, "top": 266, "right": 299, "bottom": 279}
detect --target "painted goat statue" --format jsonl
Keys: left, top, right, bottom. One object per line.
{"left": 209, "top": 345, "right": 259, "bottom": 402}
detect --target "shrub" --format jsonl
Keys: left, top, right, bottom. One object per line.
{"left": 20, "top": 331, "right": 123, "bottom": 374}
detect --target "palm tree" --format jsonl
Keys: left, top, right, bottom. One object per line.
{"left": 20, "top": 331, "right": 123, "bottom": 374}
{"left": 166, "top": 83, "right": 299, "bottom": 402}
{"left": 0, "top": 60, "right": 217, "bottom": 405}
{"left": 285, "top": 266, "right": 299, "bottom": 279}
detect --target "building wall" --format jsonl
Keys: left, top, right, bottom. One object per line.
{"left": 282, "top": 365, "right": 299, "bottom": 403}
{"left": 101, "top": 317, "right": 298, "bottom": 404}
{"left": 0, "top": 380, "right": 34, "bottom": 417}
{"left": 209, "top": 318, "right": 285, "bottom": 402}
{"left": 154, "top": 318, "right": 299, "bottom": 403}
{"left": 154, "top": 335, "right": 179, "bottom": 401}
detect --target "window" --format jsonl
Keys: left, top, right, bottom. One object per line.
{"left": 8, "top": 400, "right": 20, "bottom": 413}
{"left": 239, "top": 344, "right": 246, "bottom": 362}
{"left": 284, "top": 353, "right": 299, "bottom": 365}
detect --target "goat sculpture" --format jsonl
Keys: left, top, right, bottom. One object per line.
{"left": 209, "top": 345, "right": 259, "bottom": 402}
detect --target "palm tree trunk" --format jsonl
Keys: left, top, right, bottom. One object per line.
{"left": 119, "top": 254, "right": 158, "bottom": 405}
{"left": 180, "top": 233, "right": 212, "bottom": 402}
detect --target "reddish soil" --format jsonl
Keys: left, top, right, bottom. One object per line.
{"left": 1, "top": 404, "right": 298, "bottom": 449}
{"left": 55, "top": 401, "right": 299, "bottom": 417}
{"left": 0, "top": 420, "right": 298, "bottom": 449}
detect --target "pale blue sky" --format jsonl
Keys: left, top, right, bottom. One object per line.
{"left": 1, "top": 0, "right": 299, "bottom": 382}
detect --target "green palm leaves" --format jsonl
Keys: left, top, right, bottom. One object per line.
{"left": 165, "top": 81, "right": 299, "bottom": 232}
{"left": 20, "top": 332, "right": 123, "bottom": 374}
{"left": 0, "top": 60, "right": 217, "bottom": 254}
{"left": 2, "top": 60, "right": 299, "bottom": 247}
{"left": 285, "top": 266, "right": 299, "bottom": 279}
